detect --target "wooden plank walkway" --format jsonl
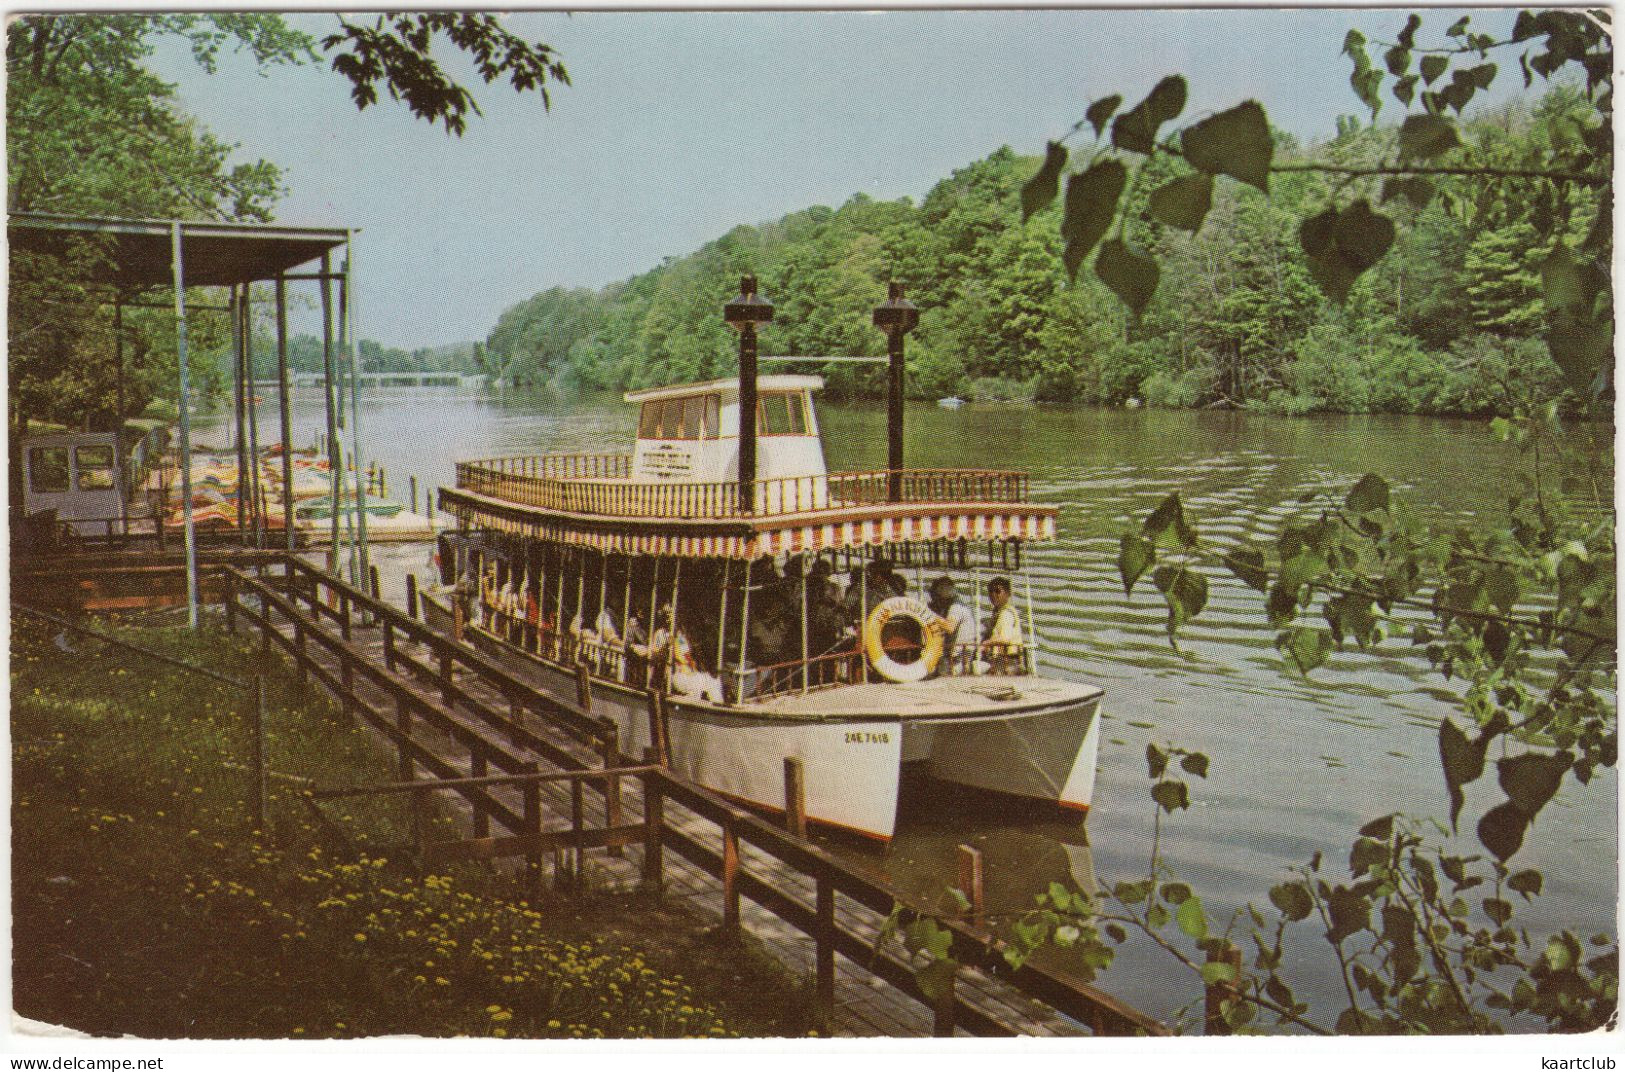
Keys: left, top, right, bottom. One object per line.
{"left": 275, "top": 614, "right": 1081, "bottom": 1035}
{"left": 212, "top": 559, "right": 1165, "bottom": 1038}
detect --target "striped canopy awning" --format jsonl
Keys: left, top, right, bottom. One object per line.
{"left": 439, "top": 486, "right": 1056, "bottom": 561}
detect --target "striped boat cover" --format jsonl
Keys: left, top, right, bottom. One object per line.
{"left": 440, "top": 486, "right": 1056, "bottom": 560}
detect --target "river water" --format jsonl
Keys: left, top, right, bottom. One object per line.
{"left": 215, "top": 386, "right": 1617, "bottom": 1030}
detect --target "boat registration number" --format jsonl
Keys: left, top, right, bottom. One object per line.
{"left": 844, "top": 731, "right": 890, "bottom": 744}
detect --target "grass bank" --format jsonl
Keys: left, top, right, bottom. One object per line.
{"left": 12, "top": 612, "right": 811, "bottom": 1038}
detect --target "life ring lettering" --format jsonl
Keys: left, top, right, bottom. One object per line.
{"left": 863, "top": 596, "right": 944, "bottom": 683}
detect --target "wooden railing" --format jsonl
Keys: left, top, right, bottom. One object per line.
{"left": 205, "top": 555, "right": 1165, "bottom": 1036}
{"left": 455, "top": 456, "right": 1033, "bottom": 521}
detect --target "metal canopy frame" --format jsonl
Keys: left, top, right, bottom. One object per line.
{"left": 9, "top": 211, "right": 373, "bottom": 627}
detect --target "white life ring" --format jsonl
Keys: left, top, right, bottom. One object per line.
{"left": 863, "top": 596, "right": 944, "bottom": 683}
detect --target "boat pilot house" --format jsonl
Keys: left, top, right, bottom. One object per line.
{"left": 432, "top": 373, "right": 1102, "bottom": 841}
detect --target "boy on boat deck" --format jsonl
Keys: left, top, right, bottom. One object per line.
{"left": 982, "top": 576, "right": 1024, "bottom": 675}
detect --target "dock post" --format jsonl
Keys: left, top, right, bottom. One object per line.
{"left": 645, "top": 691, "right": 670, "bottom": 768}
{"left": 721, "top": 819, "right": 740, "bottom": 936}
{"left": 932, "top": 969, "right": 959, "bottom": 1037}
{"left": 405, "top": 573, "right": 419, "bottom": 620}
{"left": 815, "top": 878, "right": 836, "bottom": 1027}
{"left": 410, "top": 474, "right": 418, "bottom": 515}
{"left": 470, "top": 752, "right": 489, "bottom": 840}
{"left": 1204, "top": 942, "right": 1244, "bottom": 1035}
{"left": 956, "top": 844, "right": 985, "bottom": 923}
{"left": 575, "top": 661, "right": 592, "bottom": 712}
{"left": 508, "top": 695, "right": 525, "bottom": 747}
{"left": 783, "top": 757, "right": 806, "bottom": 839}
{"left": 603, "top": 728, "right": 623, "bottom": 856}
{"left": 640, "top": 748, "right": 664, "bottom": 896}
{"left": 438, "top": 650, "right": 455, "bottom": 705}
{"left": 569, "top": 776, "right": 585, "bottom": 889}
{"left": 250, "top": 674, "right": 268, "bottom": 832}
{"left": 522, "top": 761, "right": 543, "bottom": 898}
{"left": 293, "top": 624, "right": 307, "bottom": 696}
{"left": 224, "top": 571, "right": 237, "bottom": 634}
{"left": 369, "top": 563, "right": 381, "bottom": 601}
{"left": 382, "top": 619, "right": 395, "bottom": 671}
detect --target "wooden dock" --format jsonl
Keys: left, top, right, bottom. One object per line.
{"left": 17, "top": 552, "right": 1167, "bottom": 1038}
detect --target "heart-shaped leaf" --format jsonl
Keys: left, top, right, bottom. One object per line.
{"left": 1180, "top": 100, "right": 1273, "bottom": 192}
{"left": 1061, "top": 159, "right": 1126, "bottom": 279}
{"left": 1095, "top": 238, "right": 1161, "bottom": 315}
{"left": 1148, "top": 173, "right": 1214, "bottom": 232}
{"left": 1021, "top": 141, "right": 1068, "bottom": 222}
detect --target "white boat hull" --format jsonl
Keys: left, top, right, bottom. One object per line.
{"left": 421, "top": 593, "right": 1098, "bottom": 841}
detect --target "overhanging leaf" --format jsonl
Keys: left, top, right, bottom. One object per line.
{"left": 1477, "top": 800, "right": 1531, "bottom": 862}
{"left": 1118, "top": 533, "right": 1156, "bottom": 596}
{"left": 1176, "top": 894, "right": 1208, "bottom": 939}
{"left": 1345, "top": 473, "right": 1390, "bottom": 514}
{"left": 1507, "top": 869, "right": 1544, "bottom": 900}
{"left": 1154, "top": 565, "right": 1208, "bottom": 639}
{"left": 1142, "top": 492, "right": 1186, "bottom": 545}
{"left": 1280, "top": 627, "right": 1333, "bottom": 675}
{"left": 1151, "top": 778, "right": 1190, "bottom": 813}
{"left": 1021, "top": 141, "right": 1067, "bottom": 222}
{"left": 1325, "top": 885, "right": 1369, "bottom": 944}
{"left": 1112, "top": 75, "right": 1187, "bottom": 154}
{"left": 1225, "top": 544, "right": 1269, "bottom": 593}
{"left": 1439, "top": 718, "right": 1489, "bottom": 831}
{"left": 1147, "top": 173, "right": 1214, "bottom": 232}
{"left": 1269, "top": 881, "right": 1313, "bottom": 921}
{"left": 1398, "top": 113, "right": 1461, "bottom": 160}
{"left": 1332, "top": 201, "right": 1396, "bottom": 271}
{"left": 1095, "top": 238, "right": 1161, "bottom": 315}
{"left": 1497, "top": 752, "right": 1571, "bottom": 818}
{"left": 1300, "top": 201, "right": 1395, "bottom": 303}
{"left": 1084, "top": 94, "right": 1122, "bottom": 137}
{"left": 1146, "top": 742, "right": 1169, "bottom": 780}
{"left": 1381, "top": 176, "right": 1434, "bottom": 210}
{"left": 1061, "top": 159, "right": 1127, "bottom": 279}
{"left": 1180, "top": 100, "right": 1273, "bottom": 192}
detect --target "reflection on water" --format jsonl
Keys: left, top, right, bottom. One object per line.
{"left": 209, "top": 387, "right": 1616, "bottom": 1028}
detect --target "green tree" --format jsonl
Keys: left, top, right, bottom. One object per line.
{"left": 1461, "top": 221, "right": 1546, "bottom": 336}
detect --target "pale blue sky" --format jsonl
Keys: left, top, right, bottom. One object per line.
{"left": 149, "top": 8, "right": 1521, "bottom": 350}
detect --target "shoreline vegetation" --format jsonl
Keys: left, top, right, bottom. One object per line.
{"left": 11, "top": 613, "right": 814, "bottom": 1039}
{"left": 475, "top": 86, "right": 1594, "bottom": 422}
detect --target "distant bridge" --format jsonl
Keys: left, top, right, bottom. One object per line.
{"left": 274, "top": 374, "right": 485, "bottom": 390}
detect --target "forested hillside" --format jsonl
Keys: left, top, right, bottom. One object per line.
{"left": 487, "top": 87, "right": 1592, "bottom": 415}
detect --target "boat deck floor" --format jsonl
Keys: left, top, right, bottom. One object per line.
{"left": 253, "top": 603, "right": 1092, "bottom": 1038}
{"left": 744, "top": 674, "right": 1102, "bottom": 719}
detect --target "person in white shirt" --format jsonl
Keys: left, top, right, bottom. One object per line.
{"left": 927, "top": 575, "right": 976, "bottom": 675}
{"left": 982, "top": 576, "right": 1024, "bottom": 674}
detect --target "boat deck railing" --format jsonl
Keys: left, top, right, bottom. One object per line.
{"left": 456, "top": 454, "right": 1033, "bottom": 521}
{"left": 737, "top": 644, "right": 1032, "bottom": 703}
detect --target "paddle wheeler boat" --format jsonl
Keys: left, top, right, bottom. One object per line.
{"left": 427, "top": 372, "right": 1101, "bottom": 841}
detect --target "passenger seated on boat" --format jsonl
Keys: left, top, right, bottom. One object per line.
{"left": 623, "top": 611, "right": 650, "bottom": 685}
{"left": 499, "top": 580, "right": 521, "bottom": 642}
{"left": 928, "top": 575, "right": 976, "bottom": 675}
{"left": 594, "top": 605, "right": 621, "bottom": 645}
{"left": 453, "top": 569, "right": 477, "bottom": 641}
{"left": 524, "top": 584, "right": 540, "bottom": 651}
{"left": 981, "top": 576, "right": 1024, "bottom": 675}
{"left": 653, "top": 605, "right": 723, "bottom": 703}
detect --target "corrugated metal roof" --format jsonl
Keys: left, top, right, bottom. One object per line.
{"left": 8, "top": 212, "right": 349, "bottom": 288}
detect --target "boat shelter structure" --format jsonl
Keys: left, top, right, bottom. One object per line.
{"left": 8, "top": 212, "right": 375, "bottom": 626}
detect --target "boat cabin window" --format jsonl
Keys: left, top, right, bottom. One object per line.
{"left": 638, "top": 393, "right": 720, "bottom": 441}
{"left": 75, "top": 444, "right": 116, "bottom": 490}
{"left": 28, "top": 447, "right": 69, "bottom": 493}
{"left": 758, "top": 392, "right": 809, "bottom": 436}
